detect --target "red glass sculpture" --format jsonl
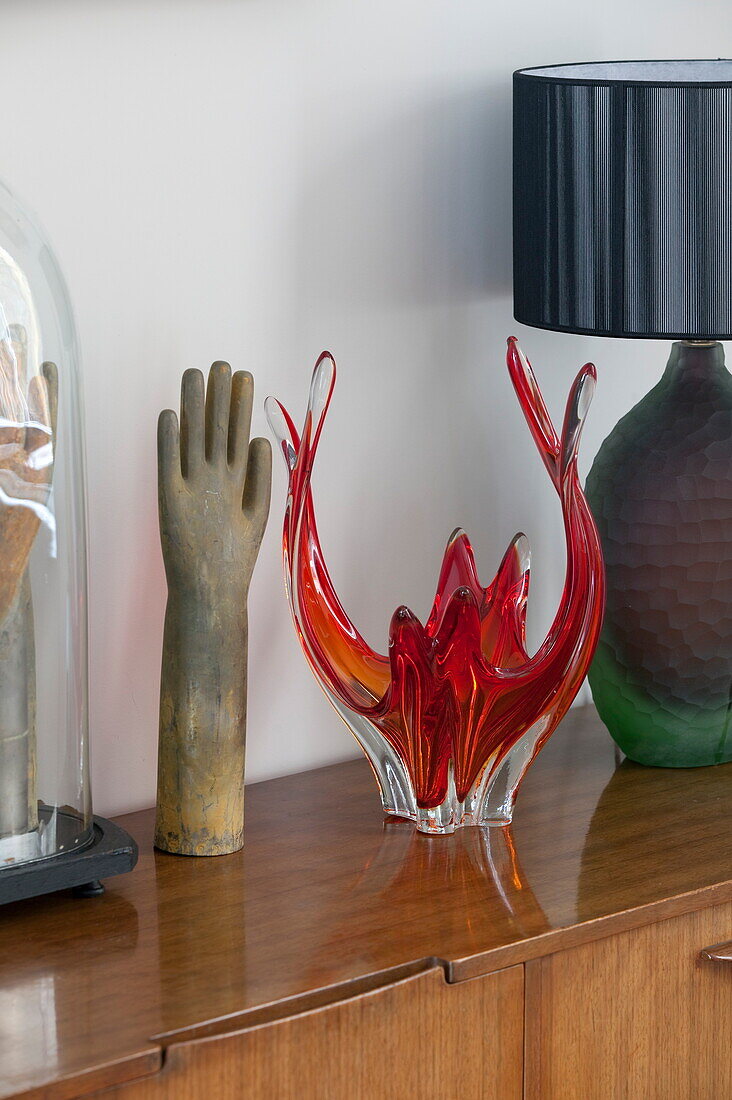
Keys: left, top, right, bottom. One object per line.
{"left": 266, "top": 339, "right": 605, "bottom": 834}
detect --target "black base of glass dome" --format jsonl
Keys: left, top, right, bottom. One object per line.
{"left": 0, "top": 814, "right": 138, "bottom": 905}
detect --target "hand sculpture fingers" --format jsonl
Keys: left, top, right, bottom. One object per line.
{"left": 158, "top": 408, "right": 182, "bottom": 493}
{"left": 26, "top": 373, "right": 52, "bottom": 458}
{"left": 180, "top": 368, "right": 205, "bottom": 478}
{"left": 42, "top": 362, "right": 58, "bottom": 443}
{"left": 205, "top": 361, "right": 232, "bottom": 465}
{"left": 0, "top": 330, "right": 28, "bottom": 445}
{"left": 242, "top": 436, "right": 272, "bottom": 539}
{"left": 0, "top": 342, "right": 58, "bottom": 622}
{"left": 7, "top": 324, "right": 28, "bottom": 404}
{"left": 23, "top": 362, "right": 57, "bottom": 463}
{"left": 228, "top": 370, "right": 253, "bottom": 476}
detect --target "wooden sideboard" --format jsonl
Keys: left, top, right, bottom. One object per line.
{"left": 2, "top": 706, "right": 732, "bottom": 1099}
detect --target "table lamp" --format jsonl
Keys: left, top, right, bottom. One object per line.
{"left": 513, "top": 60, "right": 732, "bottom": 767}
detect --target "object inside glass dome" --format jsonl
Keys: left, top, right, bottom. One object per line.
{"left": 0, "top": 177, "right": 136, "bottom": 902}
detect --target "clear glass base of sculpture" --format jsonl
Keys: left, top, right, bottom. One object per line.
{"left": 354, "top": 714, "right": 550, "bottom": 835}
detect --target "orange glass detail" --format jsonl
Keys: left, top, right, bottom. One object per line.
{"left": 266, "top": 339, "right": 605, "bottom": 834}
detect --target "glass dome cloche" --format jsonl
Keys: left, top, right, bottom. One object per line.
{"left": 0, "top": 177, "right": 137, "bottom": 903}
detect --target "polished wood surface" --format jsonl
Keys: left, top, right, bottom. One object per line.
{"left": 100, "top": 966, "right": 524, "bottom": 1100}
{"left": 525, "top": 899, "right": 732, "bottom": 1099}
{"left": 2, "top": 705, "right": 732, "bottom": 1098}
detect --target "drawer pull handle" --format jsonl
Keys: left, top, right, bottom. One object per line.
{"left": 700, "top": 941, "right": 732, "bottom": 962}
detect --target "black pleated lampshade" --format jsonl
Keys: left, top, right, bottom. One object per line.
{"left": 513, "top": 60, "right": 732, "bottom": 339}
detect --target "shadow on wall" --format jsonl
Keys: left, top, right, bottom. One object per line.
{"left": 293, "top": 83, "right": 513, "bottom": 309}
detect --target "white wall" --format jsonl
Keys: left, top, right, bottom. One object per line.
{"left": 0, "top": 0, "right": 729, "bottom": 816}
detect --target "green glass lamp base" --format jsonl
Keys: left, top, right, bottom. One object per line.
{"left": 587, "top": 340, "right": 732, "bottom": 768}
{"left": 589, "top": 646, "right": 732, "bottom": 768}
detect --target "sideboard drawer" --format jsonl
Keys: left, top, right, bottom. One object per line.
{"left": 99, "top": 964, "right": 523, "bottom": 1099}
{"left": 525, "top": 898, "right": 732, "bottom": 1100}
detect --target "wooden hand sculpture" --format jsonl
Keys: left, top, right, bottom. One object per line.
{"left": 0, "top": 327, "right": 57, "bottom": 618}
{"left": 0, "top": 324, "right": 57, "bottom": 839}
{"left": 155, "top": 362, "right": 271, "bottom": 855}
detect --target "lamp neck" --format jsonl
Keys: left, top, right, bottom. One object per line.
{"left": 665, "top": 340, "right": 727, "bottom": 385}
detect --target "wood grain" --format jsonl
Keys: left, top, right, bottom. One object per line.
{"left": 98, "top": 966, "right": 524, "bottom": 1100}
{"left": 525, "top": 898, "right": 732, "bottom": 1100}
{"left": 3, "top": 706, "right": 732, "bottom": 1098}
{"left": 8, "top": 1054, "right": 162, "bottom": 1100}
